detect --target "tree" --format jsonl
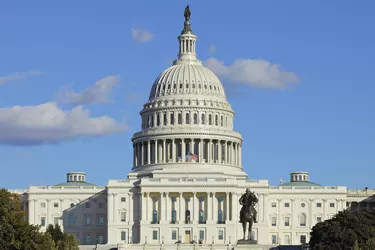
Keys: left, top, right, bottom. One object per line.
{"left": 309, "top": 209, "right": 375, "bottom": 250}
{"left": 46, "top": 224, "right": 64, "bottom": 245}
{"left": 57, "top": 234, "right": 80, "bottom": 250}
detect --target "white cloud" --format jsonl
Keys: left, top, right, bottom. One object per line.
{"left": 56, "top": 75, "right": 119, "bottom": 106}
{"left": 0, "top": 102, "right": 126, "bottom": 145}
{"left": 205, "top": 58, "right": 298, "bottom": 89}
{"left": 0, "top": 70, "right": 41, "bottom": 85}
{"left": 131, "top": 28, "right": 154, "bottom": 43}
{"left": 208, "top": 45, "right": 216, "bottom": 54}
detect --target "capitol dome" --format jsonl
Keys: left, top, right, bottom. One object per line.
{"left": 130, "top": 8, "right": 245, "bottom": 179}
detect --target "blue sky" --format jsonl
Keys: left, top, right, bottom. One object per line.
{"left": 0, "top": 1, "right": 374, "bottom": 189}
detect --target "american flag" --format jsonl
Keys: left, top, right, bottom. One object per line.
{"left": 186, "top": 152, "right": 198, "bottom": 162}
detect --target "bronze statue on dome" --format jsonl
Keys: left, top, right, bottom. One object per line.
{"left": 184, "top": 5, "right": 191, "bottom": 21}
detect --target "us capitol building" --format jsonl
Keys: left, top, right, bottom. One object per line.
{"left": 10, "top": 7, "right": 375, "bottom": 250}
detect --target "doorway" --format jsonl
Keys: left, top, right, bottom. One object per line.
{"left": 185, "top": 230, "right": 191, "bottom": 243}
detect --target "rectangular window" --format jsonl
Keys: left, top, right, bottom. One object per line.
{"left": 121, "top": 212, "right": 126, "bottom": 222}
{"left": 284, "top": 235, "right": 290, "bottom": 245}
{"left": 53, "top": 217, "right": 59, "bottom": 225}
{"left": 121, "top": 231, "right": 126, "bottom": 241}
{"left": 85, "top": 235, "right": 91, "bottom": 244}
{"left": 98, "top": 216, "right": 104, "bottom": 226}
{"left": 284, "top": 216, "right": 290, "bottom": 227}
{"left": 285, "top": 202, "right": 290, "bottom": 208}
{"left": 272, "top": 235, "right": 277, "bottom": 244}
{"left": 172, "top": 230, "right": 177, "bottom": 240}
{"left": 41, "top": 217, "right": 46, "bottom": 226}
{"left": 317, "top": 202, "right": 322, "bottom": 207}
{"left": 271, "top": 216, "right": 277, "bottom": 226}
{"left": 199, "top": 230, "right": 205, "bottom": 240}
{"left": 54, "top": 203, "right": 58, "bottom": 208}
{"left": 330, "top": 202, "right": 335, "bottom": 208}
{"left": 97, "top": 235, "right": 104, "bottom": 244}
{"left": 41, "top": 202, "right": 46, "bottom": 208}
{"left": 271, "top": 202, "right": 276, "bottom": 208}
{"left": 317, "top": 217, "right": 322, "bottom": 223}
{"left": 85, "top": 215, "right": 91, "bottom": 226}
{"left": 85, "top": 203, "right": 91, "bottom": 208}
{"left": 153, "top": 230, "right": 158, "bottom": 240}
{"left": 218, "top": 230, "right": 224, "bottom": 240}
{"left": 121, "top": 197, "right": 126, "bottom": 202}
{"left": 69, "top": 214, "right": 75, "bottom": 225}
{"left": 300, "top": 235, "right": 306, "bottom": 244}
{"left": 98, "top": 202, "right": 104, "bottom": 209}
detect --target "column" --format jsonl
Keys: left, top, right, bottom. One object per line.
{"left": 182, "top": 139, "right": 186, "bottom": 162}
{"left": 239, "top": 144, "right": 242, "bottom": 167}
{"left": 218, "top": 141, "right": 222, "bottom": 164}
{"left": 154, "top": 140, "right": 158, "bottom": 164}
{"left": 46, "top": 199, "right": 50, "bottom": 225}
{"left": 146, "top": 193, "right": 150, "bottom": 221}
{"left": 172, "top": 139, "right": 176, "bottom": 163}
{"left": 190, "top": 139, "right": 193, "bottom": 153}
{"left": 277, "top": 199, "right": 281, "bottom": 229}
{"left": 113, "top": 194, "right": 117, "bottom": 222}
{"left": 28, "top": 199, "right": 35, "bottom": 224}
{"left": 160, "top": 192, "right": 165, "bottom": 221}
{"left": 259, "top": 193, "right": 264, "bottom": 222}
{"left": 147, "top": 141, "right": 151, "bottom": 164}
{"left": 291, "top": 199, "right": 294, "bottom": 228}
{"left": 225, "top": 141, "right": 228, "bottom": 164}
{"left": 208, "top": 140, "right": 212, "bottom": 163}
{"left": 163, "top": 140, "right": 166, "bottom": 163}
{"left": 179, "top": 192, "right": 183, "bottom": 223}
{"left": 108, "top": 194, "right": 113, "bottom": 222}
{"left": 234, "top": 143, "right": 237, "bottom": 166}
{"left": 199, "top": 139, "right": 203, "bottom": 163}
{"left": 231, "top": 193, "right": 238, "bottom": 223}
{"left": 141, "top": 142, "right": 144, "bottom": 165}
{"left": 207, "top": 192, "right": 212, "bottom": 222}
{"left": 323, "top": 199, "right": 326, "bottom": 220}
{"left": 165, "top": 192, "right": 169, "bottom": 223}
{"left": 309, "top": 199, "right": 313, "bottom": 228}
{"left": 263, "top": 194, "right": 268, "bottom": 224}
{"left": 193, "top": 192, "right": 197, "bottom": 222}
{"left": 128, "top": 193, "right": 133, "bottom": 223}
{"left": 212, "top": 192, "right": 217, "bottom": 223}
{"left": 226, "top": 192, "right": 229, "bottom": 221}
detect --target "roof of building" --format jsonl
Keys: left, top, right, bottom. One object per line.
{"left": 55, "top": 181, "right": 97, "bottom": 187}
{"left": 281, "top": 181, "right": 321, "bottom": 187}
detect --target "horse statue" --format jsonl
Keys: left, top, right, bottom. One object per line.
{"left": 239, "top": 188, "right": 258, "bottom": 241}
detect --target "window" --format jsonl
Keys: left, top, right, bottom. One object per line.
{"left": 218, "top": 230, "right": 224, "bottom": 240}
{"left": 41, "top": 217, "right": 46, "bottom": 226}
{"left": 186, "top": 113, "right": 190, "bottom": 124}
{"left": 172, "top": 230, "right": 177, "bottom": 240}
{"left": 170, "top": 113, "right": 175, "bottom": 125}
{"left": 163, "top": 113, "right": 167, "bottom": 125}
{"left": 330, "top": 202, "right": 335, "bottom": 208}
{"left": 70, "top": 203, "right": 75, "bottom": 208}
{"left": 218, "top": 210, "right": 223, "bottom": 223}
{"left": 272, "top": 235, "right": 277, "bottom": 244}
{"left": 121, "top": 197, "right": 126, "bottom": 202}
{"left": 41, "top": 202, "right": 46, "bottom": 208}
{"left": 271, "top": 203, "right": 276, "bottom": 208}
{"left": 157, "top": 113, "right": 160, "bottom": 126}
{"left": 85, "top": 203, "right": 91, "bottom": 208}
{"left": 97, "top": 235, "right": 104, "bottom": 244}
{"left": 85, "top": 215, "right": 91, "bottom": 226}
{"left": 121, "top": 211, "right": 126, "bottom": 222}
{"left": 153, "top": 230, "right": 158, "bottom": 240}
{"left": 194, "top": 113, "right": 198, "bottom": 124}
{"left": 152, "top": 210, "right": 158, "bottom": 223}
{"left": 300, "top": 235, "right": 306, "bottom": 244}
{"left": 301, "top": 203, "right": 305, "bottom": 207}
{"left": 284, "top": 202, "right": 290, "bottom": 208}
{"left": 171, "top": 210, "right": 177, "bottom": 224}
{"left": 121, "top": 231, "right": 126, "bottom": 241}
{"left": 199, "top": 230, "right": 205, "bottom": 240}
{"left": 284, "top": 216, "right": 290, "bottom": 227}
{"left": 201, "top": 114, "right": 205, "bottom": 124}
{"left": 199, "top": 210, "right": 205, "bottom": 223}
{"left": 215, "top": 115, "right": 218, "bottom": 126}
{"left": 316, "top": 216, "right": 322, "bottom": 223}
{"left": 300, "top": 213, "right": 307, "bottom": 226}
{"left": 185, "top": 210, "right": 191, "bottom": 223}
{"left": 69, "top": 214, "right": 75, "bottom": 225}
{"left": 98, "top": 202, "right": 104, "bottom": 209}
{"left": 317, "top": 202, "right": 322, "bottom": 208}
{"left": 178, "top": 113, "right": 182, "bottom": 124}
{"left": 209, "top": 114, "right": 212, "bottom": 125}
{"left": 151, "top": 115, "right": 154, "bottom": 127}
{"left": 54, "top": 217, "right": 59, "bottom": 225}
{"left": 220, "top": 116, "right": 223, "bottom": 126}
{"left": 271, "top": 216, "right": 277, "bottom": 226}
{"left": 85, "top": 235, "right": 91, "bottom": 244}
{"left": 284, "top": 235, "right": 290, "bottom": 245}
{"left": 54, "top": 203, "right": 58, "bottom": 208}
{"left": 98, "top": 216, "right": 104, "bottom": 226}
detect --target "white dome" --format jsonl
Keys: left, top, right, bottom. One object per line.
{"left": 148, "top": 63, "right": 227, "bottom": 101}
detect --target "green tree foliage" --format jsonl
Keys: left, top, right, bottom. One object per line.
{"left": 46, "top": 224, "right": 64, "bottom": 245}
{"left": 309, "top": 209, "right": 375, "bottom": 250}
{"left": 56, "top": 234, "right": 80, "bottom": 250}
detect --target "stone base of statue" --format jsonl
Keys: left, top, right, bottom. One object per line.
{"left": 235, "top": 240, "right": 262, "bottom": 250}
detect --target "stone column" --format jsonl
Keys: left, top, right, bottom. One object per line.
{"left": 146, "top": 193, "right": 150, "bottom": 221}
{"left": 113, "top": 194, "right": 117, "bottom": 222}
{"left": 28, "top": 199, "right": 35, "bottom": 224}
{"left": 46, "top": 199, "right": 50, "bottom": 225}
{"left": 231, "top": 193, "right": 238, "bottom": 223}
{"left": 226, "top": 192, "right": 229, "bottom": 221}
{"left": 165, "top": 192, "right": 169, "bottom": 223}
{"left": 208, "top": 140, "right": 212, "bottom": 163}
{"left": 225, "top": 141, "right": 228, "bottom": 164}
{"left": 154, "top": 140, "right": 158, "bottom": 164}
{"left": 179, "top": 192, "right": 183, "bottom": 223}
{"left": 207, "top": 192, "right": 212, "bottom": 222}
{"left": 172, "top": 139, "right": 176, "bottom": 163}
{"left": 323, "top": 199, "right": 326, "bottom": 220}
{"left": 258, "top": 193, "right": 264, "bottom": 222}
{"left": 163, "top": 139, "right": 166, "bottom": 163}
{"left": 128, "top": 193, "right": 133, "bottom": 223}
{"left": 190, "top": 139, "right": 193, "bottom": 154}
{"left": 212, "top": 192, "right": 217, "bottom": 223}
{"left": 263, "top": 194, "right": 268, "bottom": 224}
{"left": 239, "top": 144, "right": 242, "bottom": 167}
{"left": 147, "top": 141, "right": 151, "bottom": 164}
{"left": 160, "top": 192, "right": 165, "bottom": 222}
{"left": 291, "top": 199, "right": 294, "bottom": 228}
{"left": 277, "top": 199, "right": 281, "bottom": 229}
{"left": 218, "top": 140, "right": 222, "bottom": 164}
{"left": 309, "top": 199, "right": 313, "bottom": 228}
{"left": 182, "top": 139, "right": 186, "bottom": 162}
{"left": 108, "top": 194, "right": 113, "bottom": 223}
{"left": 199, "top": 139, "right": 203, "bottom": 163}
{"left": 141, "top": 142, "right": 144, "bottom": 165}
{"left": 193, "top": 192, "right": 197, "bottom": 222}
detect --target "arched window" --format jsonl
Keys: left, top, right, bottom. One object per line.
{"left": 220, "top": 116, "right": 223, "bottom": 126}
{"left": 201, "top": 114, "right": 205, "bottom": 125}
{"left": 194, "top": 113, "right": 198, "bottom": 124}
{"left": 178, "top": 113, "right": 182, "bottom": 124}
{"left": 185, "top": 210, "right": 191, "bottom": 223}
{"left": 74, "top": 176, "right": 77, "bottom": 181}
{"left": 186, "top": 113, "right": 190, "bottom": 124}
{"left": 215, "top": 115, "right": 218, "bottom": 126}
{"left": 171, "top": 210, "right": 177, "bottom": 224}
{"left": 218, "top": 210, "right": 223, "bottom": 223}
{"left": 170, "top": 113, "right": 175, "bottom": 125}
{"left": 151, "top": 116, "right": 154, "bottom": 127}
{"left": 209, "top": 114, "right": 212, "bottom": 125}
{"left": 300, "top": 213, "right": 307, "bottom": 226}
{"left": 163, "top": 113, "right": 167, "bottom": 125}
{"left": 199, "top": 210, "right": 205, "bottom": 224}
{"left": 152, "top": 210, "right": 158, "bottom": 224}
{"left": 299, "top": 175, "right": 302, "bottom": 181}
{"left": 156, "top": 113, "right": 160, "bottom": 126}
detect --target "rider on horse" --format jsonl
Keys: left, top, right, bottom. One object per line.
{"left": 239, "top": 187, "right": 258, "bottom": 223}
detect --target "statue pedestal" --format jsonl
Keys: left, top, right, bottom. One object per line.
{"left": 235, "top": 240, "right": 262, "bottom": 250}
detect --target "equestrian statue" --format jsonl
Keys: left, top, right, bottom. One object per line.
{"left": 239, "top": 188, "right": 258, "bottom": 241}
